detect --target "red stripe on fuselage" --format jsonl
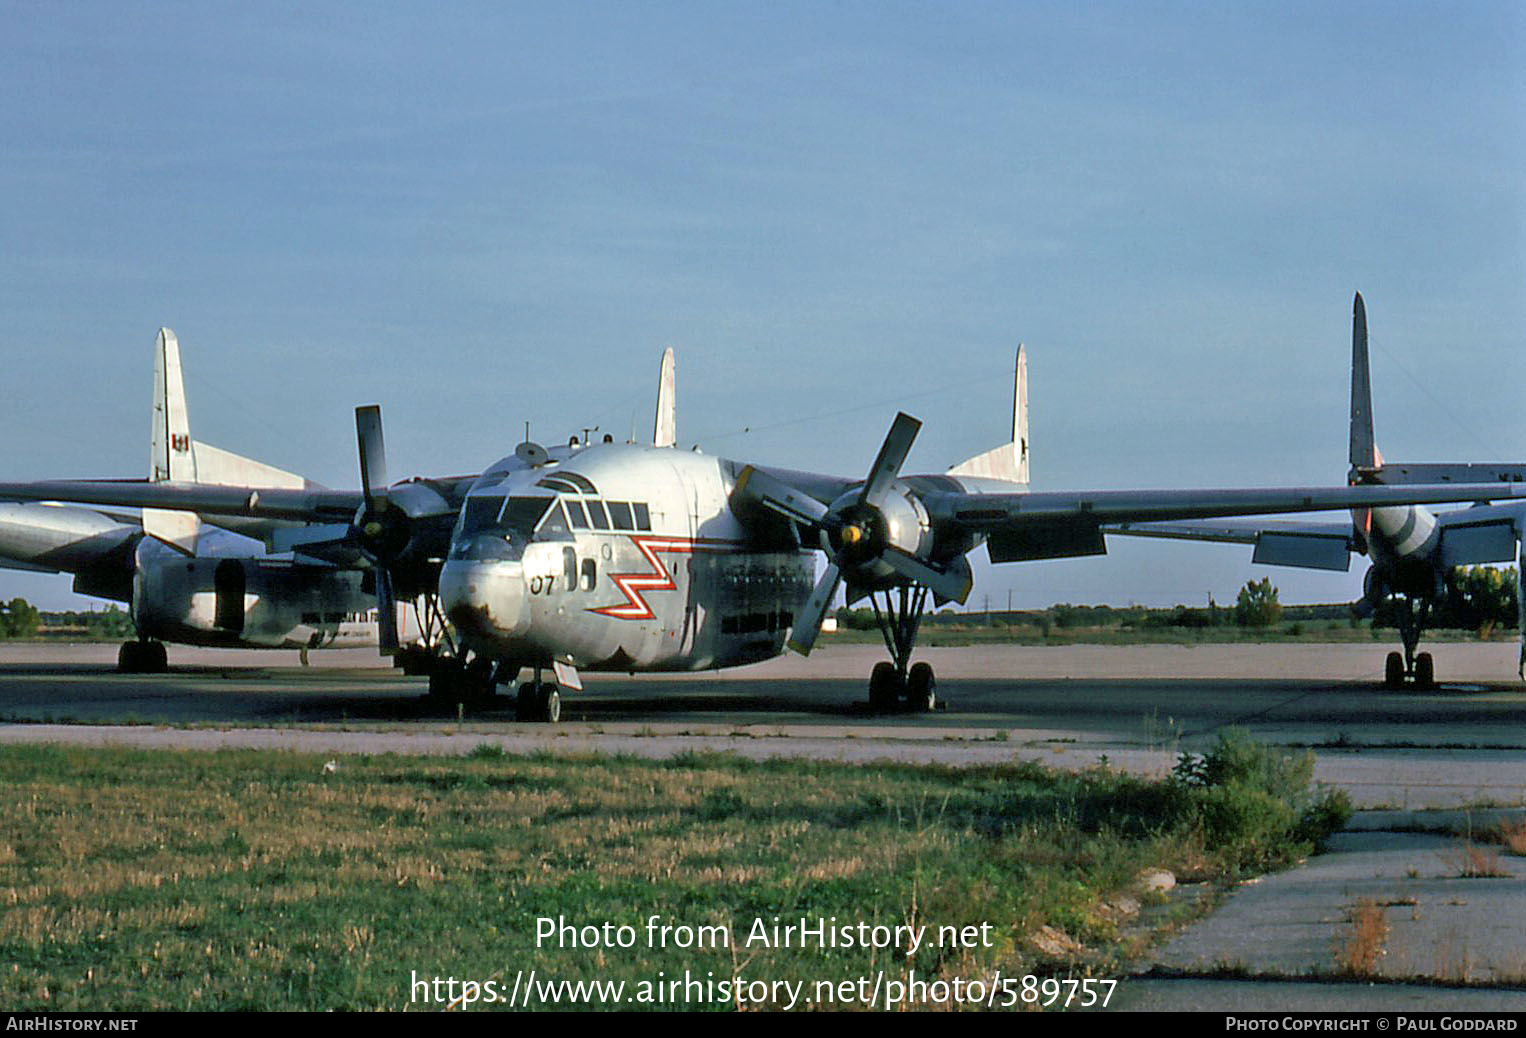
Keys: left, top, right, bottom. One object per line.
{"left": 588, "top": 535, "right": 738, "bottom": 621}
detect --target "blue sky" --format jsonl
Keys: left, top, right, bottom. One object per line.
{"left": 2, "top": 2, "right": 1523, "bottom": 610}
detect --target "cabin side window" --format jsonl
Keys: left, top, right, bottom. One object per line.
{"left": 563, "top": 548, "right": 577, "bottom": 592}
{"left": 580, "top": 558, "right": 597, "bottom": 591}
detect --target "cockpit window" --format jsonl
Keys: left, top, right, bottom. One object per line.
{"left": 606, "top": 501, "right": 634, "bottom": 531}
{"left": 585, "top": 500, "right": 610, "bottom": 530}
{"left": 537, "top": 500, "right": 571, "bottom": 539}
{"left": 458, "top": 496, "right": 505, "bottom": 537}
{"left": 564, "top": 499, "right": 589, "bottom": 529}
{"left": 502, "top": 496, "right": 555, "bottom": 537}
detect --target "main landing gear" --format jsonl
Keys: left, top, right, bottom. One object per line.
{"left": 117, "top": 639, "right": 167, "bottom": 673}
{"left": 1383, "top": 597, "right": 1435, "bottom": 690}
{"left": 865, "top": 585, "right": 938, "bottom": 713}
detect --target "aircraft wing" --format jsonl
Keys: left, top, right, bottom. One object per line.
{"left": 0, "top": 503, "right": 140, "bottom": 601}
{"left": 0, "top": 480, "right": 365, "bottom": 522}
{"left": 1104, "top": 503, "right": 1526, "bottom": 573}
{"left": 917, "top": 483, "right": 1526, "bottom": 564}
{"left": 1434, "top": 503, "right": 1525, "bottom": 568}
{"left": 1104, "top": 518, "right": 1359, "bottom": 571}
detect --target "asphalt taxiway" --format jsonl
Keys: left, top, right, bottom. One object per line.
{"left": 2, "top": 639, "right": 1523, "bottom": 1011}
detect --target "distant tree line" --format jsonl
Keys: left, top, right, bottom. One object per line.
{"left": 0, "top": 600, "right": 135, "bottom": 640}
{"left": 838, "top": 566, "right": 1520, "bottom": 636}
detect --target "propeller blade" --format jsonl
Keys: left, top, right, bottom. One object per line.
{"left": 787, "top": 561, "right": 841, "bottom": 656}
{"left": 355, "top": 405, "right": 389, "bottom": 508}
{"left": 881, "top": 548, "right": 973, "bottom": 605}
{"left": 734, "top": 466, "right": 831, "bottom": 527}
{"left": 859, "top": 412, "right": 921, "bottom": 508}
{"left": 374, "top": 565, "right": 399, "bottom": 652}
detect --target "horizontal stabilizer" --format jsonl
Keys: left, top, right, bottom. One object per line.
{"left": 1375, "top": 463, "right": 1526, "bottom": 486}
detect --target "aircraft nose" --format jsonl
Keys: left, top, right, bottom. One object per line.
{"left": 439, "top": 560, "right": 527, "bottom": 641}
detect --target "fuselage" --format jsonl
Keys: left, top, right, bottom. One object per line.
{"left": 439, "top": 442, "right": 816, "bottom": 672}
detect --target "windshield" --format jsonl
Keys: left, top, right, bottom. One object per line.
{"left": 449, "top": 495, "right": 556, "bottom": 561}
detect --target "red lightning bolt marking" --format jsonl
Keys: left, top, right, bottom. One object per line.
{"left": 588, "top": 536, "right": 700, "bottom": 621}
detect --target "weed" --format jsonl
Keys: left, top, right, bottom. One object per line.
{"left": 1332, "top": 899, "right": 1389, "bottom": 976}
{"left": 1444, "top": 841, "right": 1511, "bottom": 879}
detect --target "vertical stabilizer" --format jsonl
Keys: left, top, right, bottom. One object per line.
{"left": 150, "top": 328, "right": 196, "bottom": 483}
{"left": 145, "top": 328, "right": 201, "bottom": 554}
{"left": 653, "top": 346, "right": 677, "bottom": 447}
{"left": 947, "top": 345, "right": 1028, "bottom": 484}
{"left": 1349, "top": 293, "right": 1379, "bottom": 476}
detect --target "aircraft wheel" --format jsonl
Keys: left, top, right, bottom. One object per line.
{"left": 537, "top": 683, "right": 561, "bottom": 724}
{"left": 145, "top": 641, "right": 167, "bottom": 673}
{"left": 515, "top": 682, "right": 537, "bottom": 722}
{"left": 906, "top": 662, "right": 937, "bottom": 712}
{"left": 869, "top": 662, "right": 902, "bottom": 713}
{"left": 1383, "top": 652, "right": 1404, "bottom": 690}
{"left": 1414, "top": 652, "right": 1435, "bottom": 690}
{"left": 426, "top": 667, "right": 459, "bottom": 702}
{"left": 116, "top": 641, "right": 141, "bottom": 673}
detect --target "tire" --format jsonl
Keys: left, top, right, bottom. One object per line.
{"left": 906, "top": 662, "right": 936, "bottom": 712}
{"left": 516, "top": 683, "right": 537, "bottom": 722}
{"left": 538, "top": 683, "right": 561, "bottom": 724}
{"left": 1384, "top": 652, "right": 1404, "bottom": 689}
{"left": 1414, "top": 652, "right": 1435, "bottom": 690}
{"left": 117, "top": 641, "right": 141, "bottom": 673}
{"left": 869, "top": 662, "right": 902, "bottom": 713}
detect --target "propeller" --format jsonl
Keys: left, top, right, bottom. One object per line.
{"left": 355, "top": 405, "right": 401, "bottom": 651}
{"left": 735, "top": 412, "right": 972, "bottom": 654}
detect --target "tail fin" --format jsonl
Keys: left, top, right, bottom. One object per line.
{"left": 146, "top": 328, "right": 313, "bottom": 553}
{"left": 653, "top": 346, "right": 676, "bottom": 447}
{"left": 947, "top": 345, "right": 1028, "bottom": 484}
{"left": 1348, "top": 293, "right": 1381, "bottom": 478}
{"left": 151, "top": 328, "right": 195, "bottom": 483}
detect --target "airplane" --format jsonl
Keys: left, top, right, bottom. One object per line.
{"left": 0, "top": 329, "right": 400, "bottom": 672}
{"left": 3, "top": 334, "right": 1523, "bottom": 720}
{"left": 1107, "top": 293, "right": 1526, "bottom": 689}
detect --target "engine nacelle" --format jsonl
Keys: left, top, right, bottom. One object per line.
{"left": 823, "top": 479, "right": 934, "bottom": 591}
{"left": 131, "top": 538, "right": 380, "bottom": 649}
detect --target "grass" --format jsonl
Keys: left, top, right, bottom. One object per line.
{"left": 0, "top": 737, "right": 1349, "bottom": 1011}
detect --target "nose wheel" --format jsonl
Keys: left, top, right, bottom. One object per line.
{"left": 516, "top": 681, "right": 561, "bottom": 723}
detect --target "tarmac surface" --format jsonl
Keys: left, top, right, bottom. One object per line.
{"left": 1, "top": 639, "right": 1524, "bottom": 1013}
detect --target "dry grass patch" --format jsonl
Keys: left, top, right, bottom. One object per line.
{"left": 1332, "top": 898, "right": 1389, "bottom": 976}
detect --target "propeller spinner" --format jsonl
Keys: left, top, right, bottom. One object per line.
{"left": 735, "top": 412, "right": 972, "bottom": 654}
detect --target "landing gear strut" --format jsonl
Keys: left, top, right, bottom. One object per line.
{"left": 1383, "top": 597, "right": 1435, "bottom": 690}
{"left": 866, "top": 585, "right": 937, "bottom": 713}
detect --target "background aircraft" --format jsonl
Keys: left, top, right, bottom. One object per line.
{"left": 0, "top": 329, "right": 402, "bottom": 671}
{"left": 1107, "top": 294, "right": 1526, "bottom": 688}
{"left": 2, "top": 338, "right": 1521, "bottom": 719}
